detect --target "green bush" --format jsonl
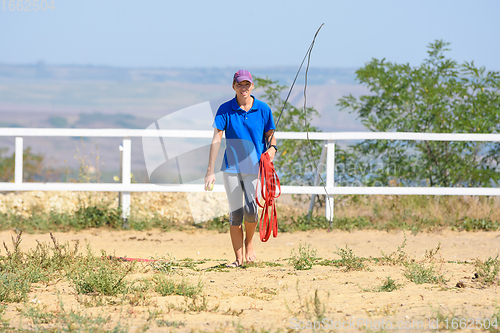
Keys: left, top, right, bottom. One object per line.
{"left": 0, "top": 205, "right": 124, "bottom": 233}
{"left": 288, "top": 243, "right": 317, "bottom": 270}
{"left": 289, "top": 215, "right": 330, "bottom": 231}
{"left": 457, "top": 218, "right": 500, "bottom": 231}
{"left": 403, "top": 263, "right": 447, "bottom": 284}
{"left": 68, "top": 250, "right": 132, "bottom": 296}
{"left": 153, "top": 275, "right": 203, "bottom": 297}
{"left": 149, "top": 254, "right": 176, "bottom": 274}
{"left": 0, "top": 271, "right": 31, "bottom": 303}
{"left": 279, "top": 214, "right": 370, "bottom": 232}
{"left": 203, "top": 216, "right": 230, "bottom": 233}
{"left": 334, "top": 246, "right": 369, "bottom": 271}
{"left": 331, "top": 216, "right": 371, "bottom": 231}
{"left": 474, "top": 255, "right": 500, "bottom": 285}
{"left": 0, "top": 232, "right": 83, "bottom": 303}
{"left": 378, "top": 276, "right": 403, "bottom": 292}
{"left": 0, "top": 146, "right": 59, "bottom": 182}
{"left": 73, "top": 204, "right": 122, "bottom": 229}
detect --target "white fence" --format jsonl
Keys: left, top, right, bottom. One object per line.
{"left": 1, "top": 128, "right": 500, "bottom": 220}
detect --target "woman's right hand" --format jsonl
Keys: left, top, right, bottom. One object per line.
{"left": 204, "top": 173, "right": 216, "bottom": 191}
{"left": 205, "top": 129, "right": 223, "bottom": 191}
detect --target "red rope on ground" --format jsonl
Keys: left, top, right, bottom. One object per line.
{"left": 106, "top": 256, "right": 156, "bottom": 262}
{"left": 256, "top": 152, "right": 281, "bottom": 242}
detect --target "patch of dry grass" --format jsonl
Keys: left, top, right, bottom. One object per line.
{"left": 331, "top": 195, "right": 500, "bottom": 231}
{"left": 1, "top": 192, "right": 499, "bottom": 233}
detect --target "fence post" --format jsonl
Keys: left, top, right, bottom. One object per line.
{"left": 307, "top": 141, "right": 327, "bottom": 218}
{"left": 15, "top": 137, "right": 23, "bottom": 184}
{"left": 325, "top": 140, "right": 335, "bottom": 221}
{"left": 121, "top": 138, "right": 131, "bottom": 220}
{"left": 118, "top": 143, "right": 123, "bottom": 208}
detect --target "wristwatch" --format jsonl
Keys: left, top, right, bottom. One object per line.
{"left": 270, "top": 144, "right": 278, "bottom": 152}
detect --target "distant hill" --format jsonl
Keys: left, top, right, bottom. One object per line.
{"left": 0, "top": 62, "right": 358, "bottom": 85}
{"left": 0, "top": 63, "right": 368, "bottom": 181}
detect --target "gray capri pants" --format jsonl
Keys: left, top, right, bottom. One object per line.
{"left": 222, "top": 172, "right": 259, "bottom": 226}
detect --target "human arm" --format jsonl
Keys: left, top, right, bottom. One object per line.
{"left": 264, "top": 129, "right": 277, "bottom": 162}
{"left": 204, "top": 128, "right": 224, "bottom": 191}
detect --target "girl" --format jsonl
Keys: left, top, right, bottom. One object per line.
{"left": 204, "top": 70, "right": 277, "bottom": 267}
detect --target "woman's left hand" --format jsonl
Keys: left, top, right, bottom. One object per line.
{"left": 265, "top": 147, "right": 276, "bottom": 162}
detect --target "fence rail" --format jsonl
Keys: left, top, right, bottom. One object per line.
{"left": 1, "top": 128, "right": 499, "bottom": 220}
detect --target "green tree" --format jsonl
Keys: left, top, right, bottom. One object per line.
{"left": 338, "top": 40, "right": 500, "bottom": 187}
{"left": 254, "top": 77, "right": 323, "bottom": 188}
{"left": 0, "top": 147, "right": 57, "bottom": 182}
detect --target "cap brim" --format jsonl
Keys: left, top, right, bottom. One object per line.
{"left": 234, "top": 76, "right": 253, "bottom": 83}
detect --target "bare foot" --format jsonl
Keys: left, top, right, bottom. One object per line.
{"left": 245, "top": 240, "right": 256, "bottom": 262}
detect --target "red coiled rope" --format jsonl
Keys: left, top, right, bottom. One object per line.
{"left": 256, "top": 151, "right": 281, "bottom": 242}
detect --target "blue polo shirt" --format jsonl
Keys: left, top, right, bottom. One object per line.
{"left": 213, "top": 96, "right": 276, "bottom": 174}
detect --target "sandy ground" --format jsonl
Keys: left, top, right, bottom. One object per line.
{"left": 2, "top": 228, "right": 500, "bottom": 332}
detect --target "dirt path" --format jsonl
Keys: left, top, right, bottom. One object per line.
{"left": 2, "top": 229, "right": 499, "bottom": 332}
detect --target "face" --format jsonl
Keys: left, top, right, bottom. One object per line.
{"left": 232, "top": 80, "right": 254, "bottom": 99}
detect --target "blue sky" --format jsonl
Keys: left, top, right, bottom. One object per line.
{"left": 1, "top": 0, "right": 499, "bottom": 70}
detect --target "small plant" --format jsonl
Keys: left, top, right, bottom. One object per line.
{"left": 74, "top": 140, "right": 104, "bottom": 183}
{"left": 149, "top": 254, "right": 176, "bottom": 273}
{"left": 474, "top": 255, "right": 500, "bottom": 285}
{"left": 403, "top": 262, "right": 447, "bottom": 284}
{"left": 0, "top": 233, "right": 85, "bottom": 303}
{"left": 288, "top": 243, "right": 317, "bottom": 270}
{"left": 165, "top": 294, "right": 218, "bottom": 313}
{"left": 457, "top": 218, "right": 500, "bottom": 231}
{"left": 287, "top": 282, "right": 328, "bottom": 325}
{"left": 423, "top": 242, "right": 443, "bottom": 263}
{"left": 263, "top": 261, "right": 283, "bottom": 267}
{"left": 222, "top": 308, "right": 245, "bottom": 316}
{"left": 306, "top": 289, "right": 327, "bottom": 322}
{"left": 74, "top": 294, "right": 109, "bottom": 307}
{"left": 21, "top": 299, "right": 123, "bottom": 332}
{"left": 204, "top": 216, "right": 230, "bottom": 233}
{"left": 125, "top": 278, "right": 154, "bottom": 306}
{"left": 289, "top": 214, "right": 330, "bottom": 231}
{"left": 153, "top": 275, "right": 203, "bottom": 297}
{"left": 177, "top": 257, "right": 202, "bottom": 269}
{"left": 0, "top": 305, "right": 8, "bottom": 330}
{"left": 335, "top": 245, "right": 369, "bottom": 271}
{"left": 429, "top": 306, "right": 484, "bottom": 332}
{"left": 73, "top": 203, "right": 122, "bottom": 229}
{"left": 378, "top": 234, "right": 410, "bottom": 265}
{"left": 279, "top": 213, "right": 370, "bottom": 232}
{"left": 360, "top": 276, "right": 403, "bottom": 293}
{"left": 23, "top": 305, "right": 56, "bottom": 326}
{"left": 185, "top": 294, "right": 217, "bottom": 312}
{"left": 316, "top": 258, "right": 343, "bottom": 267}
{"left": 70, "top": 264, "right": 131, "bottom": 296}
{"left": 378, "top": 276, "right": 403, "bottom": 292}
{"left": 68, "top": 249, "right": 133, "bottom": 296}
{"left": 0, "top": 271, "right": 31, "bottom": 303}
{"left": 156, "top": 319, "right": 186, "bottom": 328}
{"left": 331, "top": 216, "right": 371, "bottom": 231}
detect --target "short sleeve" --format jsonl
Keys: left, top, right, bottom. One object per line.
{"left": 213, "top": 105, "right": 227, "bottom": 131}
{"left": 263, "top": 104, "right": 276, "bottom": 132}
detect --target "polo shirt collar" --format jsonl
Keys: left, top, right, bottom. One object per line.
{"left": 231, "top": 96, "right": 258, "bottom": 112}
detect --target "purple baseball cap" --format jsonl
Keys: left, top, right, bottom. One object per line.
{"left": 233, "top": 70, "right": 253, "bottom": 84}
